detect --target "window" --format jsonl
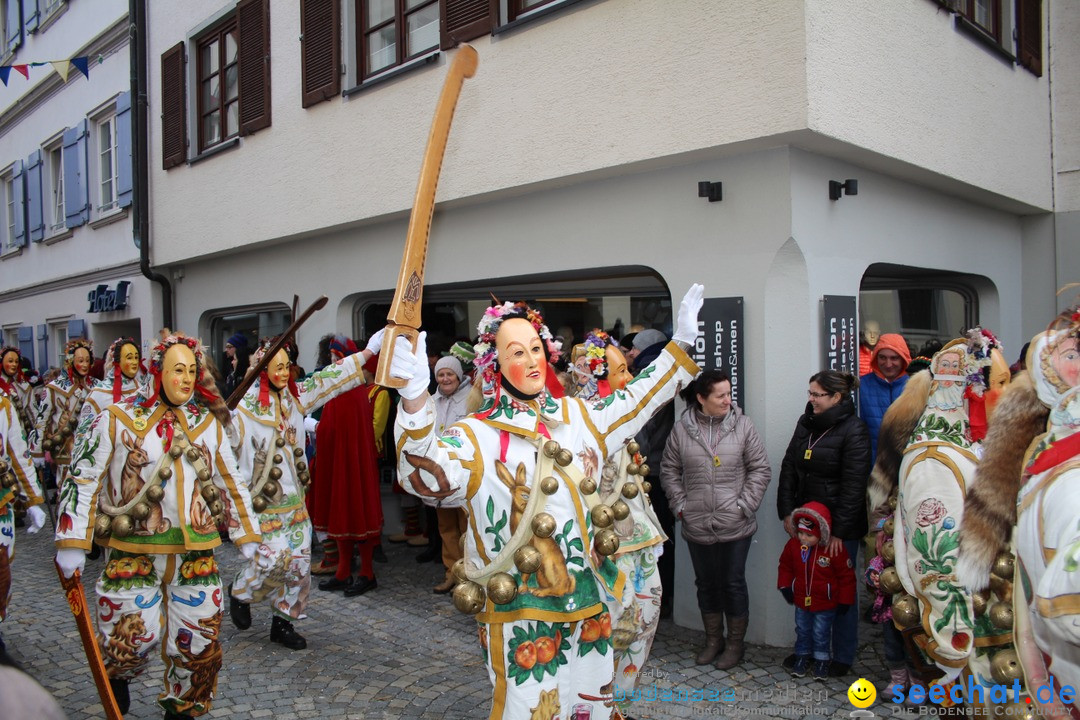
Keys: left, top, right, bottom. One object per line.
{"left": 47, "top": 144, "right": 65, "bottom": 233}
{"left": 357, "top": 0, "right": 439, "bottom": 80}
{"left": 956, "top": 0, "right": 1001, "bottom": 42}
{"left": 44, "top": 0, "right": 64, "bottom": 15}
{"left": 3, "top": 173, "right": 14, "bottom": 249}
{"left": 508, "top": 0, "right": 563, "bottom": 21}
{"left": 97, "top": 115, "right": 119, "bottom": 213}
{"left": 51, "top": 323, "right": 67, "bottom": 369}
{"left": 935, "top": 0, "right": 1042, "bottom": 76}
{"left": 196, "top": 20, "right": 239, "bottom": 152}
{"left": 207, "top": 304, "right": 292, "bottom": 370}
{"left": 2, "top": 328, "right": 16, "bottom": 348}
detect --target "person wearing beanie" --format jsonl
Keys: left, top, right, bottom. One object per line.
{"left": 777, "top": 501, "right": 855, "bottom": 680}
{"left": 222, "top": 333, "right": 250, "bottom": 400}
{"left": 859, "top": 333, "right": 912, "bottom": 460}
{"left": 430, "top": 356, "right": 472, "bottom": 593}
{"left": 628, "top": 328, "right": 669, "bottom": 373}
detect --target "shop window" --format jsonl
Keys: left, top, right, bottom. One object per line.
{"left": 206, "top": 304, "right": 292, "bottom": 375}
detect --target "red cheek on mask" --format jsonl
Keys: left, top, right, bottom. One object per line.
{"left": 505, "top": 363, "right": 528, "bottom": 388}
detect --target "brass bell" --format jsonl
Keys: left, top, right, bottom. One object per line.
{"left": 212, "top": 513, "right": 225, "bottom": 528}
{"left": 273, "top": 454, "right": 283, "bottom": 465}
{"left": 146, "top": 484, "right": 165, "bottom": 503}
{"left": 210, "top": 500, "right": 224, "bottom": 516}
{"left": 263, "top": 480, "right": 279, "bottom": 497}
{"left": 611, "top": 500, "right": 631, "bottom": 521}
{"left": 641, "top": 481, "right": 652, "bottom": 493}
{"left": 990, "top": 648, "right": 1023, "bottom": 684}
{"left": 269, "top": 467, "right": 283, "bottom": 481}
{"left": 540, "top": 476, "right": 559, "bottom": 495}
{"left": 989, "top": 574, "right": 1013, "bottom": 605}
{"left": 252, "top": 496, "right": 268, "bottom": 513}
{"left": 626, "top": 462, "right": 640, "bottom": 476}
{"left": 170, "top": 445, "right": 183, "bottom": 459}
{"left": 296, "top": 461, "right": 308, "bottom": 472}
{"left": 0, "top": 460, "right": 8, "bottom": 473}
{"left": 452, "top": 580, "right": 486, "bottom": 615}
{"left": 532, "top": 513, "right": 556, "bottom": 538}
{"left": 67, "top": 418, "right": 78, "bottom": 432}
{"left": 202, "top": 485, "right": 218, "bottom": 502}
{"left": 555, "top": 449, "right": 573, "bottom": 467}
{"left": 972, "top": 589, "right": 990, "bottom": 617}
{"left": 638, "top": 464, "right": 650, "bottom": 477}
{"left": 293, "top": 447, "right": 305, "bottom": 458}
{"left": 452, "top": 558, "right": 468, "bottom": 583}
{"left": 883, "top": 517, "right": 895, "bottom": 537}
{"left": 591, "top": 504, "right": 614, "bottom": 528}
{"left": 59, "top": 426, "right": 71, "bottom": 438}
{"left": 887, "top": 495, "right": 898, "bottom": 511}
{"left": 186, "top": 447, "right": 200, "bottom": 462}
{"left": 879, "top": 566, "right": 904, "bottom": 595}
{"left": 1, "top": 473, "right": 15, "bottom": 489}
{"left": 41, "top": 438, "right": 53, "bottom": 451}
{"left": 621, "top": 482, "right": 639, "bottom": 500}
{"left": 131, "top": 502, "right": 151, "bottom": 521}
{"left": 275, "top": 437, "right": 286, "bottom": 447}
{"left": 626, "top": 441, "right": 640, "bottom": 456}
{"left": 486, "top": 572, "right": 517, "bottom": 604}
{"left": 196, "top": 468, "right": 210, "bottom": 482}
{"left": 514, "top": 545, "right": 542, "bottom": 574}
{"left": 158, "top": 467, "right": 173, "bottom": 481}
{"left": 94, "top": 514, "right": 112, "bottom": 537}
{"left": 594, "top": 528, "right": 620, "bottom": 556}
{"left": 579, "top": 477, "right": 597, "bottom": 495}
{"left": 992, "top": 552, "right": 1015, "bottom": 580}
{"left": 989, "top": 601, "right": 1013, "bottom": 630}
{"left": 542, "top": 440, "right": 560, "bottom": 458}
{"left": 111, "top": 514, "right": 134, "bottom": 538}
{"left": 881, "top": 539, "right": 895, "bottom": 564}
{"left": 298, "top": 471, "right": 310, "bottom": 484}
{"left": 891, "top": 593, "right": 920, "bottom": 629}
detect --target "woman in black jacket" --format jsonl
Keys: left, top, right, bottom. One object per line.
{"left": 776, "top": 370, "right": 871, "bottom": 678}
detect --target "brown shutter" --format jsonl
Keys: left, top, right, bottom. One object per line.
{"left": 440, "top": 0, "right": 495, "bottom": 50}
{"left": 1015, "top": 0, "right": 1042, "bottom": 77}
{"left": 301, "top": 0, "right": 340, "bottom": 108}
{"left": 238, "top": 0, "right": 272, "bottom": 135}
{"left": 161, "top": 41, "right": 187, "bottom": 170}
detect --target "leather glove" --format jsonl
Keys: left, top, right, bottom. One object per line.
{"left": 671, "top": 283, "right": 705, "bottom": 346}
{"left": 238, "top": 542, "right": 258, "bottom": 560}
{"left": 56, "top": 547, "right": 86, "bottom": 579}
{"left": 303, "top": 416, "right": 319, "bottom": 434}
{"left": 364, "top": 327, "right": 386, "bottom": 357}
{"left": 392, "top": 332, "right": 430, "bottom": 401}
{"left": 837, "top": 603, "right": 852, "bottom": 616}
{"left": 26, "top": 504, "right": 46, "bottom": 534}
{"left": 780, "top": 587, "right": 795, "bottom": 605}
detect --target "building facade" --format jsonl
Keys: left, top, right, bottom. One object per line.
{"left": 143, "top": 0, "right": 1070, "bottom": 647}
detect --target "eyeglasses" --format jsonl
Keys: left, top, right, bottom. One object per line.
{"left": 807, "top": 390, "right": 834, "bottom": 399}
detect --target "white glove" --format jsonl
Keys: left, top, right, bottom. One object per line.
{"left": 304, "top": 416, "right": 319, "bottom": 434}
{"left": 672, "top": 283, "right": 705, "bottom": 346}
{"left": 56, "top": 547, "right": 86, "bottom": 579}
{"left": 365, "top": 327, "right": 387, "bottom": 357}
{"left": 391, "top": 332, "right": 430, "bottom": 401}
{"left": 26, "top": 504, "right": 46, "bottom": 534}
{"left": 239, "top": 542, "right": 258, "bottom": 560}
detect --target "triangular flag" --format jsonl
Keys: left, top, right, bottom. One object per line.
{"left": 70, "top": 56, "right": 89, "bottom": 80}
{"left": 51, "top": 61, "right": 71, "bottom": 82}
{"left": 13, "top": 64, "right": 29, "bottom": 79}
{"left": 0, "top": 67, "right": 9, "bottom": 86}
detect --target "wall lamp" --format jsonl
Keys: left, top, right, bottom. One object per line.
{"left": 829, "top": 179, "right": 858, "bottom": 201}
{"left": 698, "top": 181, "right": 723, "bottom": 202}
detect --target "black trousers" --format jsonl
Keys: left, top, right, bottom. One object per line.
{"left": 685, "top": 535, "right": 752, "bottom": 617}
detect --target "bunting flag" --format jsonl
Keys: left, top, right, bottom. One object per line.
{"left": 0, "top": 55, "right": 95, "bottom": 86}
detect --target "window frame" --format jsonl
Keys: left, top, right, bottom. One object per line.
{"left": 2, "top": 169, "right": 15, "bottom": 250}
{"left": 956, "top": 0, "right": 1002, "bottom": 43}
{"left": 46, "top": 140, "right": 65, "bottom": 236}
{"left": 51, "top": 322, "right": 68, "bottom": 369}
{"left": 94, "top": 113, "right": 120, "bottom": 216}
{"left": 195, "top": 17, "right": 241, "bottom": 154}
{"left": 356, "top": 0, "right": 440, "bottom": 81}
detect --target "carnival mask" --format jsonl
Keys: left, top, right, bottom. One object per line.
{"left": 1, "top": 350, "right": 17, "bottom": 378}
{"left": 1050, "top": 337, "right": 1080, "bottom": 390}
{"left": 267, "top": 348, "right": 292, "bottom": 391}
{"left": 120, "top": 343, "right": 141, "bottom": 380}
{"left": 161, "top": 343, "right": 198, "bottom": 405}
{"left": 72, "top": 348, "right": 92, "bottom": 377}
{"left": 496, "top": 318, "right": 547, "bottom": 398}
{"left": 605, "top": 344, "right": 633, "bottom": 391}
{"left": 984, "top": 347, "right": 1010, "bottom": 417}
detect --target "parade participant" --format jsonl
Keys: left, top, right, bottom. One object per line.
{"left": 1, "top": 346, "right": 41, "bottom": 463}
{"left": 308, "top": 337, "right": 388, "bottom": 597}
{"left": 54, "top": 333, "right": 261, "bottom": 719}
{"left": 81, "top": 337, "right": 146, "bottom": 419}
{"left": 431, "top": 355, "right": 471, "bottom": 594}
{"left": 391, "top": 285, "right": 703, "bottom": 720}
{"left": 37, "top": 338, "right": 97, "bottom": 485}
{"left": 228, "top": 332, "right": 383, "bottom": 648}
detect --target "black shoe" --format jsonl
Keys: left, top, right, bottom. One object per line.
{"left": 782, "top": 652, "right": 798, "bottom": 671}
{"left": 372, "top": 544, "right": 387, "bottom": 563}
{"left": 109, "top": 678, "right": 131, "bottom": 715}
{"left": 343, "top": 576, "right": 377, "bottom": 597}
{"left": 415, "top": 546, "right": 440, "bottom": 563}
{"left": 87, "top": 544, "right": 102, "bottom": 560}
{"left": 659, "top": 603, "right": 673, "bottom": 620}
{"left": 318, "top": 576, "right": 352, "bottom": 592}
{"left": 228, "top": 584, "right": 251, "bottom": 630}
{"left": 827, "top": 661, "right": 852, "bottom": 677}
{"left": 270, "top": 615, "right": 307, "bottom": 650}
{"left": 165, "top": 712, "right": 191, "bottom": 719}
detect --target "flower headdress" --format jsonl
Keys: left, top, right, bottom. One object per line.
{"left": 0, "top": 345, "right": 25, "bottom": 385}
{"left": 104, "top": 337, "right": 144, "bottom": 402}
{"left": 473, "top": 301, "right": 562, "bottom": 401}
{"left": 582, "top": 330, "right": 613, "bottom": 379}
{"left": 64, "top": 338, "right": 94, "bottom": 383}
{"left": 252, "top": 336, "right": 300, "bottom": 408}
{"left": 143, "top": 333, "right": 217, "bottom": 407}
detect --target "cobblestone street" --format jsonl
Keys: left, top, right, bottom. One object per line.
{"left": 4, "top": 528, "right": 896, "bottom": 719}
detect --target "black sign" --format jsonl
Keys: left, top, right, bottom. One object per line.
{"left": 822, "top": 295, "right": 857, "bottom": 374}
{"left": 88, "top": 281, "right": 131, "bottom": 313}
{"left": 691, "top": 297, "right": 745, "bottom": 407}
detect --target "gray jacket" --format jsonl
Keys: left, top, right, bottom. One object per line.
{"left": 660, "top": 404, "right": 772, "bottom": 544}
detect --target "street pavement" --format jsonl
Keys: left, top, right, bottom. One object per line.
{"left": 3, "top": 528, "right": 897, "bottom": 719}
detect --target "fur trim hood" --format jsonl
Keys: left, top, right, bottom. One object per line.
{"left": 792, "top": 501, "right": 832, "bottom": 545}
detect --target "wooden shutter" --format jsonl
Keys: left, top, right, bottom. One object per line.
{"left": 36, "top": 324, "right": 48, "bottom": 375}
{"left": 440, "top": 0, "right": 495, "bottom": 50}
{"left": 1015, "top": 0, "right": 1042, "bottom": 77}
{"left": 301, "top": 0, "right": 339, "bottom": 108}
{"left": 5, "top": 0, "right": 21, "bottom": 53}
{"left": 238, "top": 0, "right": 272, "bottom": 135}
{"left": 26, "top": 150, "right": 43, "bottom": 242}
{"left": 25, "top": 0, "right": 40, "bottom": 33}
{"left": 116, "top": 91, "right": 133, "bottom": 207}
{"left": 161, "top": 41, "right": 187, "bottom": 170}
{"left": 62, "top": 120, "right": 90, "bottom": 228}
{"left": 17, "top": 326, "right": 33, "bottom": 369}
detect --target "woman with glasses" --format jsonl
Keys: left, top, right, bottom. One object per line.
{"left": 776, "top": 369, "right": 871, "bottom": 678}
{"left": 660, "top": 369, "right": 771, "bottom": 670}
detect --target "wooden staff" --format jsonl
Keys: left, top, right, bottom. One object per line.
{"left": 56, "top": 563, "right": 123, "bottom": 719}
{"left": 375, "top": 45, "right": 478, "bottom": 389}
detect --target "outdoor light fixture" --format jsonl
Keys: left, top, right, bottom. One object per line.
{"left": 829, "top": 179, "right": 858, "bottom": 200}
{"left": 698, "top": 181, "right": 723, "bottom": 202}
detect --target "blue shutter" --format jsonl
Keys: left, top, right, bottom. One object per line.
{"left": 36, "top": 324, "right": 48, "bottom": 374}
{"left": 63, "top": 119, "right": 90, "bottom": 228}
{"left": 17, "top": 326, "right": 34, "bottom": 368}
{"left": 25, "top": 0, "right": 38, "bottom": 33}
{"left": 67, "top": 318, "right": 86, "bottom": 340}
{"left": 5, "top": 0, "right": 21, "bottom": 52}
{"left": 12, "top": 159, "right": 26, "bottom": 248}
{"left": 26, "top": 149, "right": 43, "bottom": 242}
{"left": 116, "top": 91, "right": 133, "bottom": 208}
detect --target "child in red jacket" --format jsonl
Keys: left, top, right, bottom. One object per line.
{"left": 777, "top": 501, "right": 856, "bottom": 679}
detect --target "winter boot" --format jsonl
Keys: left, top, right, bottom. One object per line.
{"left": 270, "top": 615, "right": 307, "bottom": 650}
{"left": 109, "top": 678, "right": 130, "bottom": 714}
{"left": 885, "top": 666, "right": 910, "bottom": 697}
{"left": 228, "top": 584, "right": 251, "bottom": 630}
{"left": 310, "top": 539, "right": 339, "bottom": 575}
{"left": 713, "top": 613, "right": 748, "bottom": 670}
{"left": 695, "top": 613, "right": 725, "bottom": 665}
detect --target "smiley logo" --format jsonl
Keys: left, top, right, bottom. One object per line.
{"left": 847, "top": 678, "right": 876, "bottom": 708}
